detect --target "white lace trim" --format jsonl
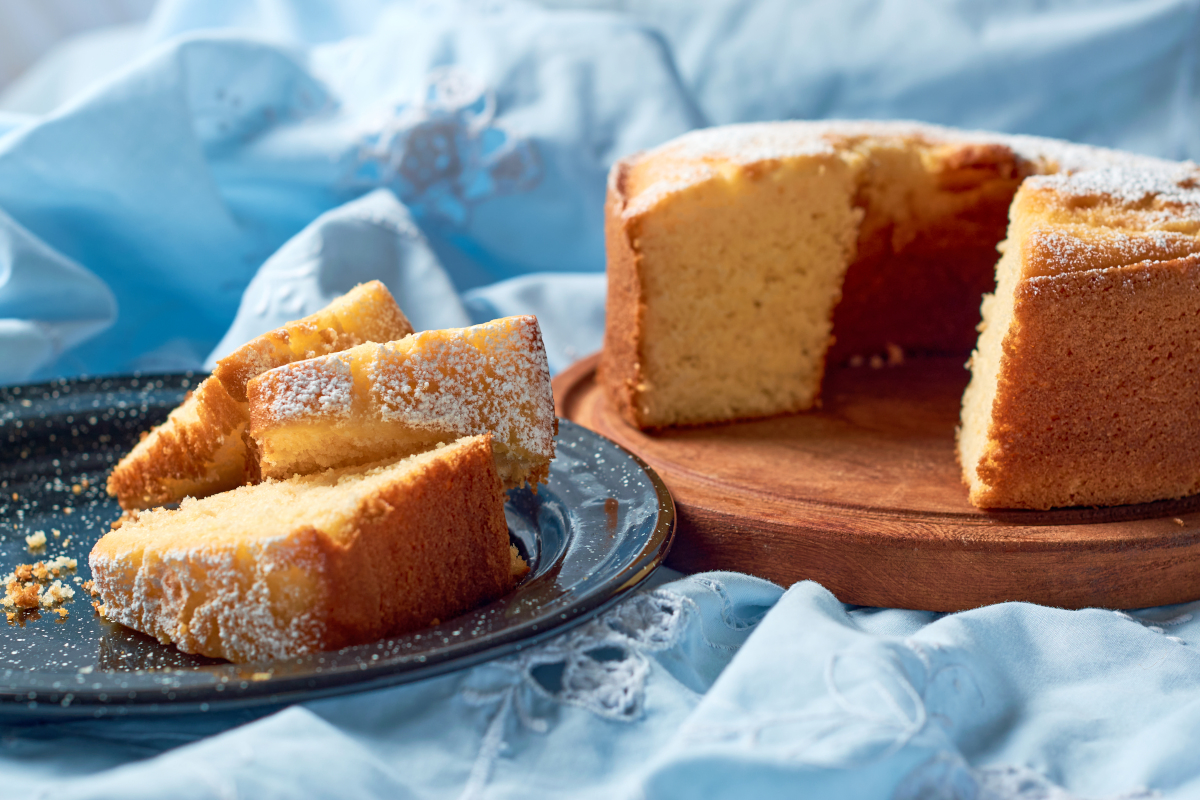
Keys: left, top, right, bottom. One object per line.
{"left": 1112, "top": 610, "right": 1190, "bottom": 645}
{"left": 896, "top": 753, "right": 1160, "bottom": 800}
{"left": 457, "top": 588, "right": 694, "bottom": 800}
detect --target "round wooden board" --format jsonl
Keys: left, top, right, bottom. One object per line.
{"left": 553, "top": 353, "right": 1200, "bottom": 611}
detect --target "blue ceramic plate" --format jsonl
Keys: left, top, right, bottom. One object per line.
{"left": 0, "top": 374, "right": 674, "bottom": 719}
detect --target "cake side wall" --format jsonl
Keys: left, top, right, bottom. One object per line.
{"left": 974, "top": 254, "right": 1200, "bottom": 509}
{"left": 319, "top": 436, "right": 513, "bottom": 648}
{"left": 599, "top": 161, "right": 650, "bottom": 428}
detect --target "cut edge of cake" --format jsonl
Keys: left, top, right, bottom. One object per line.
{"left": 104, "top": 376, "right": 250, "bottom": 511}
{"left": 602, "top": 144, "right": 863, "bottom": 429}
{"left": 91, "top": 434, "right": 525, "bottom": 663}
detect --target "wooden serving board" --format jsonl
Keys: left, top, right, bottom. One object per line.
{"left": 553, "top": 353, "right": 1200, "bottom": 611}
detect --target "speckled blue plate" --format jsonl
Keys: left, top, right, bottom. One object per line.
{"left": 0, "top": 374, "right": 674, "bottom": 719}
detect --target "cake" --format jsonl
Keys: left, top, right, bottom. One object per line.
{"left": 212, "top": 280, "right": 415, "bottom": 405}
{"left": 601, "top": 120, "right": 1200, "bottom": 509}
{"left": 106, "top": 281, "right": 414, "bottom": 510}
{"left": 246, "top": 315, "right": 557, "bottom": 490}
{"left": 960, "top": 167, "right": 1200, "bottom": 508}
{"left": 104, "top": 376, "right": 250, "bottom": 511}
{"left": 90, "top": 435, "right": 526, "bottom": 663}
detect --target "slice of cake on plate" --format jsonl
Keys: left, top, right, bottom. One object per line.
{"left": 106, "top": 281, "right": 413, "bottom": 510}
{"left": 247, "top": 315, "right": 557, "bottom": 490}
{"left": 104, "top": 376, "right": 251, "bottom": 512}
{"left": 91, "top": 434, "right": 525, "bottom": 662}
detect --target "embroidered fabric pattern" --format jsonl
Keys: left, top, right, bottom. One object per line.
{"left": 679, "top": 638, "right": 981, "bottom": 767}
{"left": 457, "top": 586, "right": 712, "bottom": 800}
{"left": 1114, "top": 610, "right": 1191, "bottom": 645}
{"left": 353, "top": 66, "right": 541, "bottom": 225}
{"left": 691, "top": 575, "right": 767, "bottom": 634}
{"left": 897, "top": 753, "right": 1160, "bottom": 800}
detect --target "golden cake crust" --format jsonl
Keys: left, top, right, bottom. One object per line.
{"left": 600, "top": 164, "right": 649, "bottom": 427}
{"left": 106, "top": 281, "right": 413, "bottom": 510}
{"left": 104, "top": 377, "right": 250, "bottom": 510}
{"left": 973, "top": 253, "right": 1200, "bottom": 508}
{"left": 91, "top": 435, "right": 520, "bottom": 662}
{"left": 959, "top": 165, "right": 1200, "bottom": 509}
{"left": 214, "top": 280, "right": 414, "bottom": 403}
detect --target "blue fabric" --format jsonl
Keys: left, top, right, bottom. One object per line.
{"left": 8, "top": 575, "right": 1200, "bottom": 798}
{"left": 3, "top": 1, "right": 1200, "bottom": 797}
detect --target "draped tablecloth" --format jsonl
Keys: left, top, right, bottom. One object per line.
{"left": 3, "top": 1, "right": 1200, "bottom": 797}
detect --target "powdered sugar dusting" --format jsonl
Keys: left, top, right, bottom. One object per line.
{"left": 91, "top": 530, "right": 324, "bottom": 662}
{"left": 618, "top": 119, "right": 1180, "bottom": 218}
{"left": 1026, "top": 225, "right": 1200, "bottom": 274}
{"left": 368, "top": 316, "right": 555, "bottom": 459}
{"left": 264, "top": 353, "right": 354, "bottom": 422}
{"left": 653, "top": 122, "right": 839, "bottom": 165}
{"left": 635, "top": 119, "right": 1174, "bottom": 173}
{"left": 622, "top": 167, "right": 721, "bottom": 218}
{"left": 1026, "top": 164, "right": 1200, "bottom": 214}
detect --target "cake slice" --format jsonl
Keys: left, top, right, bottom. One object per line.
{"left": 106, "top": 281, "right": 414, "bottom": 510}
{"left": 90, "top": 435, "right": 525, "bottom": 662}
{"left": 959, "top": 167, "right": 1200, "bottom": 509}
{"left": 213, "top": 280, "right": 414, "bottom": 404}
{"left": 105, "top": 376, "right": 250, "bottom": 511}
{"left": 246, "top": 315, "right": 556, "bottom": 489}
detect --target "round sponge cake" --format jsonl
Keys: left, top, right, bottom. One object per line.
{"left": 601, "top": 121, "right": 1200, "bottom": 509}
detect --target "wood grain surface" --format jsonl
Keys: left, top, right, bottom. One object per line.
{"left": 553, "top": 353, "right": 1200, "bottom": 611}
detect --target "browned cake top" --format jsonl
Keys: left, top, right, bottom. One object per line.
{"left": 613, "top": 120, "right": 1177, "bottom": 219}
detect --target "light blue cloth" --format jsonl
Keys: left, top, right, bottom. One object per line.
{"left": 7, "top": 575, "right": 1200, "bottom": 798}
{"left": 4, "top": 1, "right": 1200, "bottom": 797}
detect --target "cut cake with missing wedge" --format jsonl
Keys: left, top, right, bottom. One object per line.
{"left": 106, "top": 281, "right": 414, "bottom": 510}
{"left": 246, "top": 315, "right": 557, "bottom": 490}
{"left": 604, "top": 120, "right": 1200, "bottom": 509}
{"left": 90, "top": 435, "right": 526, "bottom": 663}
